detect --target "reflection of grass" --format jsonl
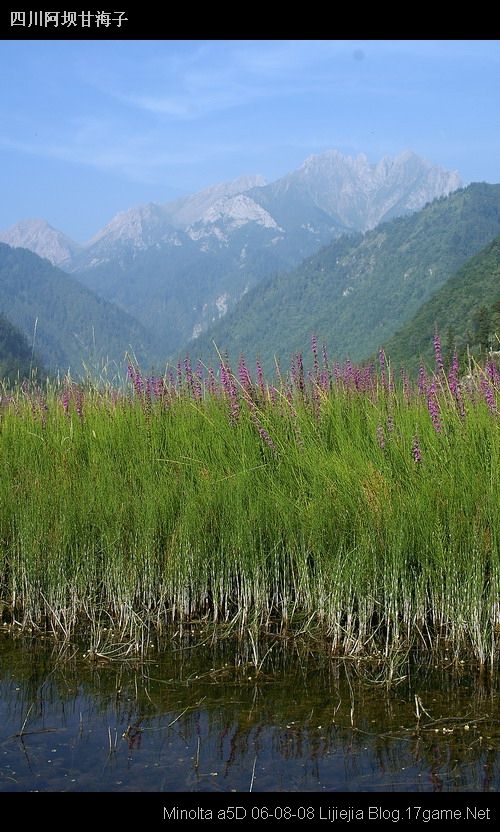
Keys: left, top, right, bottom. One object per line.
{"left": 1, "top": 631, "right": 499, "bottom": 794}
{"left": 0, "top": 350, "right": 498, "bottom": 668}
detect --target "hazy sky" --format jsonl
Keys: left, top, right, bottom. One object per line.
{"left": 1, "top": 39, "right": 499, "bottom": 241}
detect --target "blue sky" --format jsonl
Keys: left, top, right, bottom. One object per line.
{"left": 1, "top": 39, "right": 499, "bottom": 242}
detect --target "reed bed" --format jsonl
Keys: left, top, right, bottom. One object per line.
{"left": 0, "top": 339, "right": 498, "bottom": 666}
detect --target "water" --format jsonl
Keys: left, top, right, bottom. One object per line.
{"left": 1, "top": 631, "right": 499, "bottom": 792}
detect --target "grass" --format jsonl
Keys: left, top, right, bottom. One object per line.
{"left": 0, "top": 346, "right": 498, "bottom": 667}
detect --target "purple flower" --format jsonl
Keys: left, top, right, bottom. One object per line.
{"left": 433, "top": 331, "right": 444, "bottom": 374}
{"left": 152, "top": 376, "right": 165, "bottom": 399}
{"left": 207, "top": 367, "right": 217, "bottom": 396}
{"left": 343, "top": 360, "right": 354, "bottom": 387}
{"left": 128, "top": 364, "right": 144, "bottom": 398}
{"left": 257, "top": 424, "right": 276, "bottom": 450}
{"left": 480, "top": 377, "right": 497, "bottom": 414}
{"left": 418, "top": 364, "right": 427, "bottom": 395}
{"left": 427, "top": 384, "right": 441, "bottom": 432}
{"left": 485, "top": 359, "right": 500, "bottom": 386}
{"left": 320, "top": 369, "right": 330, "bottom": 391}
{"left": 238, "top": 356, "right": 252, "bottom": 391}
{"left": 412, "top": 436, "right": 422, "bottom": 463}
{"left": 220, "top": 361, "right": 230, "bottom": 395}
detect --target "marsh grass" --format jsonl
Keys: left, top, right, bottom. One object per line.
{"left": 0, "top": 349, "right": 498, "bottom": 668}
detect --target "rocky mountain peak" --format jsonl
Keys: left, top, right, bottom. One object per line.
{"left": 270, "top": 149, "right": 461, "bottom": 231}
{"left": 0, "top": 218, "right": 81, "bottom": 267}
{"left": 163, "top": 174, "right": 267, "bottom": 229}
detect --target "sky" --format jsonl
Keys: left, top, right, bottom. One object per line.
{"left": 0, "top": 39, "right": 499, "bottom": 242}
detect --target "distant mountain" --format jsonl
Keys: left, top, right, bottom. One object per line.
{"left": 382, "top": 233, "right": 500, "bottom": 373}
{"left": 248, "top": 149, "right": 461, "bottom": 234}
{"left": 0, "top": 313, "right": 42, "bottom": 382}
{"left": 0, "top": 151, "right": 460, "bottom": 358}
{"left": 0, "top": 218, "right": 81, "bottom": 268}
{"left": 186, "top": 183, "right": 500, "bottom": 373}
{"left": 0, "top": 243, "right": 160, "bottom": 375}
{"left": 70, "top": 175, "right": 270, "bottom": 270}
{"left": 162, "top": 174, "right": 267, "bottom": 229}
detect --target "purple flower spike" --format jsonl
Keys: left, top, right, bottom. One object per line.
{"left": 207, "top": 367, "right": 217, "bottom": 396}
{"left": 433, "top": 331, "right": 444, "bottom": 374}
{"left": 238, "top": 356, "right": 252, "bottom": 391}
{"left": 427, "top": 384, "right": 441, "bottom": 432}
{"left": 412, "top": 436, "right": 422, "bottom": 463}
{"left": 485, "top": 359, "right": 499, "bottom": 385}
{"left": 257, "top": 424, "right": 276, "bottom": 451}
{"left": 480, "top": 377, "right": 497, "bottom": 414}
{"left": 418, "top": 364, "right": 427, "bottom": 395}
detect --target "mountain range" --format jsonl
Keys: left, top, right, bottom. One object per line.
{"left": 0, "top": 243, "right": 158, "bottom": 376}
{"left": 2, "top": 149, "right": 497, "bottom": 380}
{"left": 0, "top": 150, "right": 461, "bottom": 369}
{"left": 189, "top": 183, "right": 500, "bottom": 374}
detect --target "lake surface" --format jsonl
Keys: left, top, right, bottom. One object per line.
{"left": 1, "top": 631, "right": 499, "bottom": 792}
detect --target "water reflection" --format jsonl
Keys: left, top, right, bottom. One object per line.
{"left": 0, "top": 633, "right": 498, "bottom": 792}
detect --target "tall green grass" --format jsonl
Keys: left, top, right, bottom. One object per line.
{"left": 0, "top": 351, "right": 498, "bottom": 666}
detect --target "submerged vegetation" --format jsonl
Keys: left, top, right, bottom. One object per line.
{"left": 0, "top": 338, "right": 498, "bottom": 668}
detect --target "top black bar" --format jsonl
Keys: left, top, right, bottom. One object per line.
{"left": 1, "top": 7, "right": 498, "bottom": 39}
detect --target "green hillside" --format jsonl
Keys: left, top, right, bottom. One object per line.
{"left": 0, "top": 243, "right": 161, "bottom": 376}
{"left": 185, "top": 183, "right": 500, "bottom": 373}
{"left": 382, "top": 234, "right": 500, "bottom": 373}
{"left": 0, "top": 313, "right": 43, "bottom": 382}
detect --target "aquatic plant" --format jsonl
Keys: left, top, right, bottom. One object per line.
{"left": 0, "top": 338, "right": 497, "bottom": 669}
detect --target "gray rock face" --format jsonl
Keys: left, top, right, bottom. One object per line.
{"left": 250, "top": 150, "right": 461, "bottom": 232}
{"left": 0, "top": 218, "right": 81, "bottom": 268}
